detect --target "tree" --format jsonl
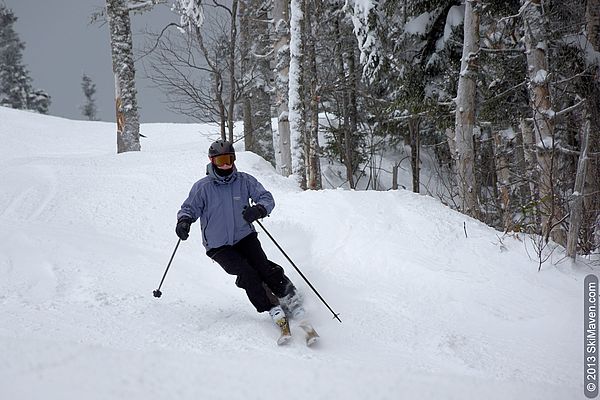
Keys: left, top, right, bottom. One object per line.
{"left": 521, "top": 0, "right": 556, "bottom": 239}
{"left": 303, "top": 0, "right": 322, "bottom": 189}
{"left": 288, "top": 0, "right": 308, "bottom": 187}
{"left": 0, "top": 5, "right": 50, "bottom": 113}
{"left": 162, "top": 0, "right": 240, "bottom": 141}
{"left": 454, "top": 0, "right": 480, "bottom": 218}
{"left": 81, "top": 74, "right": 98, "bottom": 121}
{"left": 106, "top": 0, "right": 155, "bottom": 153}
{"left": 0, "top": 5, "right": 30, "bottom": 110}
{"left": 28, "top": 89, "right": 50, "bottom": 114}
{"left": 239, "top": 0, "right": 275, "bottom": 164}
{"left": 273, "top": 0, "right": 292, "bottom": 176}
{"left": 135, "top": 0, "right": 600, "bottom": 254}
{"left": 566, "top": 0, "right": 600, "bottom": 257}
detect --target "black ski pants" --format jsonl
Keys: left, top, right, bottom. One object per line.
{"left": 206, "top": 232, "right": 292, "bottom": 313}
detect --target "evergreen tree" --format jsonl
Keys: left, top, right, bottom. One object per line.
{"left": 0, "top": 4, "right": 49, "bottom": 113}
{"left": 28, "top": 89, "right": 50, "bottom": 114}
{"left": 0, "top": 4, "right": 29, "bottom": 109}
{"left": 239, "top": 0, "right": 275, "bottom": 165}
{"left": 81, "top": 74, "right": 98, "bottom": 121}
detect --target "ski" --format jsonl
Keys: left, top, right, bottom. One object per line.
{"left": 298, "top": 320, "right": 320, "bottom": 346}
{"left": 270, "top": 286, "right": 320, "bottom": 346}
{"left": 275, "top": 316, "right": 292, "bottom": 345}
{"left": 273, "top": 318, "right": 320, "bottom": 346}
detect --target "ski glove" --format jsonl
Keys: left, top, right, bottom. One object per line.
{"left": 242, "top": 204, "right": 267, "bottom": 223}
{"left": 176, "top": 217, "right": 192, "bottom": 240}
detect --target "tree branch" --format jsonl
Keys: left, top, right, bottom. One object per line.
{"left": 134, "top": 22, "right": 180, "bottom": 62}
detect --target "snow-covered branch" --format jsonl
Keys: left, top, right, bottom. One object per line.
{"left": 127, "top": 0, "right": 165, "bottom": 13}
{"left": 554, "top": 98, "right": 586, "bottom": 118}
{"left": 173, "top": 0, "right": 204, "bottom": 31}
{"left": 343, "top": 0, "right": 381, "bottom": 78}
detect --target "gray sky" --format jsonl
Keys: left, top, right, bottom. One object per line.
{"left": 5, "top": 0, "right": 189, "bottom": 123}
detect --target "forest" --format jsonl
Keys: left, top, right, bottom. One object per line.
{"left": 2, "top": 0, "right": 599, "bottom": 259}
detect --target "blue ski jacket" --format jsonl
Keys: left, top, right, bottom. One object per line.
{"left": 177, "top": 164, "right": 275, "bottom": 251}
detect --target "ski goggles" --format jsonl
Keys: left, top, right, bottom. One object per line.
{"left": 211, "top": 153, "right": 236, "bottom": 167}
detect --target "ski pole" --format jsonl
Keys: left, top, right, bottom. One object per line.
{"left": 255, "top": 220, "right": 342, "bottom": 323}
{"left": 153, "top": 238, "right": 181, "bottom": 298}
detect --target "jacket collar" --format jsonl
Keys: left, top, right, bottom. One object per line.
{"left": 206, "top": 163, "right": 238, "bottom": 184}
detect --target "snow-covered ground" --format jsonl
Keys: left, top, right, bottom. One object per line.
{"left": 0, "top": 107, "right": 589, "bottom": 399}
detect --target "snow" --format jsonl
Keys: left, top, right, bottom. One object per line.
{"left": 405, "top": 12, "right": 433, "bottom": 36}
{"left": 532, "top": 69, "right": 548, "bottom": 84}
{"left": 537, "top": 136, "right": 554, "bottom": 149}
{"left": 562, "top": 34, "right": 600, "bottom": 67}
{"left": 0, "top": 106, "right": 588, "bottom": 399}
{"left": 437, "top": 5, "right": 465, "bottom": 50}
{"left": 345, "top": 0, "right": 381, "bottom": 76}
{"left": 500, "top": 127, "right": 516, "bottom": 141}
{"left": 174, "top": 0, "right": 204, "bottom": 30}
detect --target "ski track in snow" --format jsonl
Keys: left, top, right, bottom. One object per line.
{"left": 0, "top": 107, "right": 588, "bottom": 399}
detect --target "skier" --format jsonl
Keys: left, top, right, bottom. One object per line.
{"left": 175, "top": 139, "right": 303, "bottom": 337}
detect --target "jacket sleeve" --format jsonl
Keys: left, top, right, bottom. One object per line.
{"left": 177, "top": 182, "right": 202, "bottom": 222}
{"left": 247, "top": 174, "right": 275, "bottom": 215}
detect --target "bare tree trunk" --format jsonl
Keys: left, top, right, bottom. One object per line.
{"left": 454, "top": 0, "right": 480, "bottom": 217}
{"left": 243, "top": 97, "right": 253, "bottom": 148}
{"left": 493, "top": 130, "right": 512, "bottom": 231}
{"left": 216, "top": 73, "right": 227, "bottom": 140}
{"left": 583, "top": 0, "right": 600, "bottom": 253}
{"left": 336, "top": 15, "right": 353, "bottom": 189}
{"left": 345, "top": 31, "right": 359, "bottom": 189}
{"left": 253, "top": 0, "right": 275, "bottom": 164}
{"left": 587, "top": 0, "right": 600, "bottom": 49}
{"left": 228, "top": 0, "right": 239, "bottom": 143}
{"left": 191, "top": 26, "right": 228, "bottom": 139}
{"left": 106, "top": 0, "right": 140, "bottom": 153}
{"left": 522, "top": 0, "right": 556, "bottom": 239}
{"left": 409, "top": 116, "right": 420, "bottom": 193}
{"left": 514, "top": 121, "right": 530, "bottom": 207}
{"left": 520, "top": 118, "right": 539, "bottom": 208}
{"left": 305, "top": 0, "right": 321, "bottom": 189}
{"left": 273, "top": 0, "right": 292, "bottom": 176}
{"left": 240, "top": 0, "right": 252, "bottom": 147}
{"left": 567, "top": 116, "right": 591, "bottom": 258}
{"left": 445, "top": 127, "right": 456, "bottom": 157}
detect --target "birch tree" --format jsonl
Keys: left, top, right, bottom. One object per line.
{"left": 521, "top": 0, "right": 556, "bottom": 237}
{"left": 289, "top": 0, "right": 308, "bottom": 187}
{"left": 567, "top": 0, "right": 600, "bottom": 257}
{"left": 454, "top": 0, "right": 480, "bottom": 218}
{"left": 273, "top": 0, "right": 292, "bottom": 176}
{"left": 566, "top": 116, "right": 591, "bottom": 258}
{"left": 584, "top": 0, "right": 600, "bottom": 254}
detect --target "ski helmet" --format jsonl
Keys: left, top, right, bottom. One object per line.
{"left": 208, "top": 139, "right": 235, "bottom": 158}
